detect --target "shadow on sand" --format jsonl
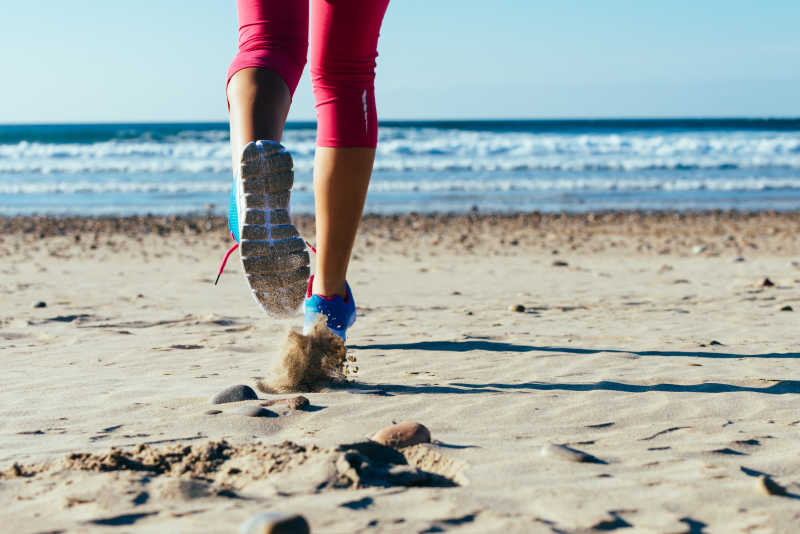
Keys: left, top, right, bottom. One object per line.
{"left": 346, "top": 340, "right": 800, "bottom": 396}
{"left": 349, "top": 339, "right": 800, "bottom": 360}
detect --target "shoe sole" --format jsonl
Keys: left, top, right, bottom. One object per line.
{"left": 237, "top": 141, "right": 309, "bottom": 317}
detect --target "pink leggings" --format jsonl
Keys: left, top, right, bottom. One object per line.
{"left": 227, "top": 0, "right": 390, "bottom": 148}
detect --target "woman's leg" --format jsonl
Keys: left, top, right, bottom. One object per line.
{"left": 309, "top": 0, "right": 390, "bottom": 298}
{"left": 228, "top": 68, "right": 291, "bottom": 173}
{"left": 222, "top": 0, "right": 312, "bottom": 316}
{"left": 226, "top": 0, "right": 309, "bottom": 173}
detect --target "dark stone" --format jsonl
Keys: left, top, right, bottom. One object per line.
{"left": 32, "top": 301, "right": 47, "bottom": 308}
{"left": 234, "top": 406, "right": 276, "bottom": 417}
{"left": 240, "top": 513, "right": 310, "bottom": 534}
{"left": 210, "top": 385, "right": 258, "bottom": 404}
{"left": 286, "top": 396, "right": 310, "bottom": 410}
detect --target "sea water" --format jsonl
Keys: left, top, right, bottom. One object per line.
{"left": 1, "top": 119, "right": 799, "bottom": 215}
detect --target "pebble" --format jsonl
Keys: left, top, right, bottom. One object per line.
{"left": 205, "top": 410, "right": 222, "bottom": 415}
{"left": 510, "top": 304, "right": 525, "bottom": 313}
{"left": 540, "top": 443, "right": 606, "bottom": 464}
{"left": 286, "top": 396, "right": 310, "bottom": 410}
{"left": 756, "top": 475, "right": 787, "bottom": 496}
{"left": 552, "top": 260, "right": 569, "bottom": 267}
{"left": 32, "top": 301, "right": 47, "bottom": 308}
{"left": 261, "top": 396, "right": 310, "bottom": 410}
{"left": 234, "top": 406, "right": 276, "bottom": 418}
{"left": 210, "top": 385, "right": 258, "bottom": 404}
{"left": 733, "top": 257, "right": 746, "bottom": 262}
{"left": 709, "top": 340, "right": 723, "bottom": 346}
{"left": 780, "top": 305, "right": 793, "bottom": 312}
{"left": 371, "top": 422, "right": 431, "bottom": 448}
{"left": 761, "top": 277, "right": 775, "bottom": 287}
{"left": 240, "top": 512, "right": 310, "bottom": 534}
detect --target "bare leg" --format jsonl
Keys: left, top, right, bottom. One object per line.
{"left": 227, "top": 67, "right": 292, "bottom": 174}
{"left": 311, "top": 147, "right": 375, "bottom": 298}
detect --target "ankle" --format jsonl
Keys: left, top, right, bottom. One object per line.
{"left": 311, "top": 276, "right": 347, "bottom": 299}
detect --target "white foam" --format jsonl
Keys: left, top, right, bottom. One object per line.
{"left": 3, "top": 176, "right": 799, "bottom": 196}
{"left": 2, "top": 129, "right": 800, "bottom": 175}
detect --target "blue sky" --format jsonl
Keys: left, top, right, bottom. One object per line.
{"left": 1, "top": 1, "right": 799, "bottom": 123}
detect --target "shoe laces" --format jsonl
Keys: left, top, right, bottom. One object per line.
{"left": 213, "top": 231, "right": 239, "bottom": 286}
{"left": 214, "top": 237, "right": 314, "bottom": 287}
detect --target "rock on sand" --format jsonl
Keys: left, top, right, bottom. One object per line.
{"left": 211, "top": 385, "right": 258, "bottom": 405}
{"left": 371, "top": 422, "right": 431, "bottom": 448}
{"left": 541, "top": 443, "right": 607, "bottom": 464}
{"left": 234, "top": 406, "right": 276, "bottom": 418}
{"left": 240, "top": 512, "right": 310, "bottom": 534}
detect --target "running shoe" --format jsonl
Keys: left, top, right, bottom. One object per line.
{"left": 215, "top": 140, "right": 309, "bottom": 317}
{"left": 303, "top": 274, "right": 356, "bottom": 342}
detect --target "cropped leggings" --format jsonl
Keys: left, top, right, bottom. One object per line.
{"left": 227, "top": 0, "right": 390, "bottom": 148}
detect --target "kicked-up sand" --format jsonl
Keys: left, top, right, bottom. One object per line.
{"left": 1, "top": 211, "right": 799, "bottom": 533}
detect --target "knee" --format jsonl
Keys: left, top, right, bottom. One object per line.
{"left": 310, "top": 55, "right": 377, "bottom": 92}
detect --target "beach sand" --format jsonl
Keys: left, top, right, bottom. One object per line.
{"left": 1, "top": 212, "right": 799, "bottom": 533}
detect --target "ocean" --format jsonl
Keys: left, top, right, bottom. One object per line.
{"left": 1, "top": 119, "right": 799, "bottom": 216}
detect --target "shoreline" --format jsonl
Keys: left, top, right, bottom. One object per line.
{"left": 3, "top": 209, "right": 800, "bottom": 230}
{"left": 3, "top": 211, "right": 799, "bottom": 257}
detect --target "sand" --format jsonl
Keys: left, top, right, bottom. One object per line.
{"left": 1, "top": 212, "right": 799, "bottom": 533}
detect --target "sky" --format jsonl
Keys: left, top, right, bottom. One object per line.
{"left": 1, "top": 1, "right": 799, "bottom": 123}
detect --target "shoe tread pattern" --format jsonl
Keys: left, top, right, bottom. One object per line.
{"left": 238, "top": 141, "right": 309, "bottom": 317}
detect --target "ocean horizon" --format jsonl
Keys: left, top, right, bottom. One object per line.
{"left": 2, "top": 118, "right": 800, "bottom": 216}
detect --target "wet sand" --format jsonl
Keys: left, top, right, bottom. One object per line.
{"left": 1, "top": 212, "right": 799, "bottom": 533}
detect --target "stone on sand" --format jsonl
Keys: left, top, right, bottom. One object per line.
{"left": 240, "top": 512, "right": 310, "bottom": 534}
{"left": 510, "top": 304, "right": 525, "bottom": 312}
{"left": 234, "top": 406, "right": 276, "bottom": 418}
{"left": 371, "top": 422, "right": 431, "bottom": 448}
{"left": 780, "top": 305, "right": 793, "bottom": 312}
{"left": 32, "top": 301, "right": 47, "bottom": 308}
{"left": 211, "top": 385, "right": 258, "bottom": 404}
{"left": 286, "top": 396, "right": 310, "bottom": 410}
{"left": 261, "top": 396, "right": 310, "bottom": 410}
{"left": 541, "top": 443, "right": 607, "bottom": 464}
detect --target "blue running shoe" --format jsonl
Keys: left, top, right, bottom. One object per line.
{"left": 303, "top": 275, "right": 356, "bottom": 342}
{"left": 214, "top": 140, "right": 310, "bottom": 317}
